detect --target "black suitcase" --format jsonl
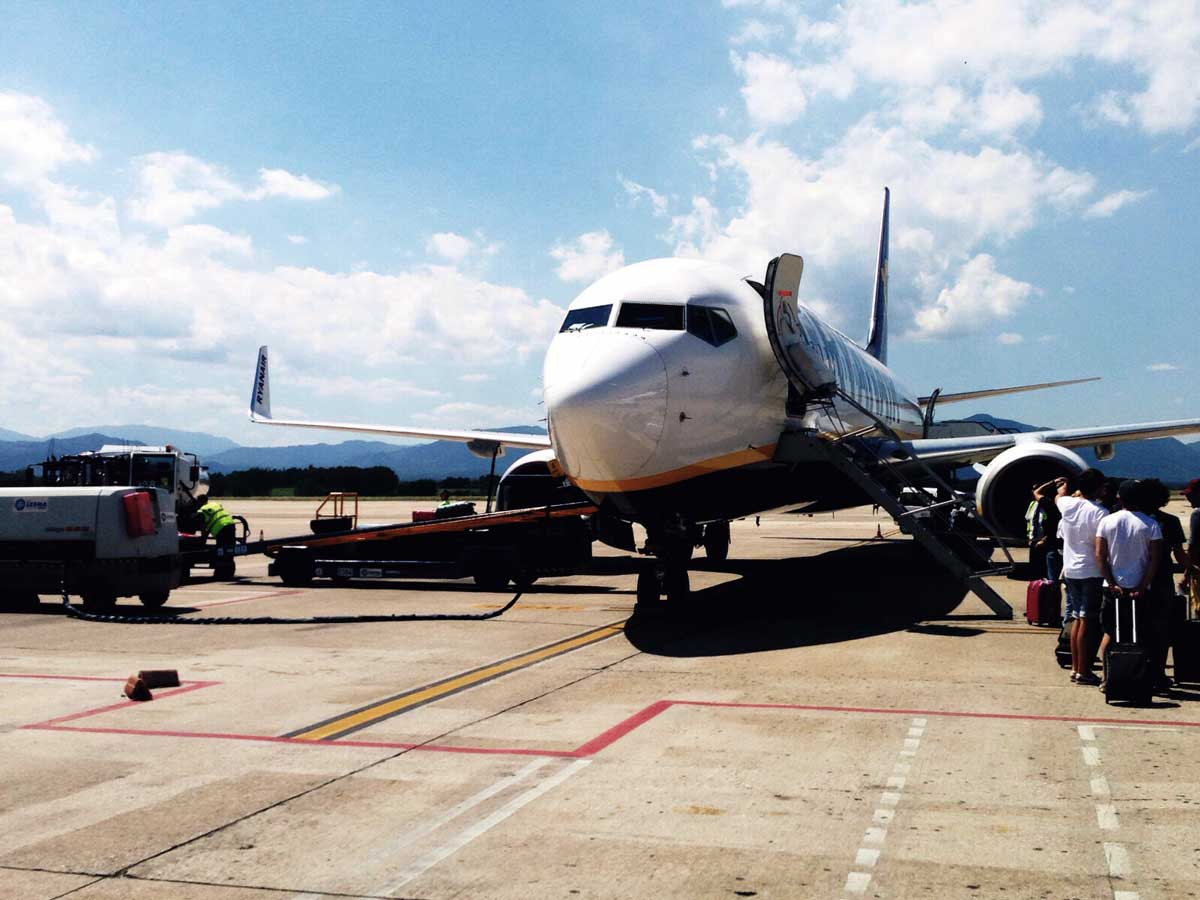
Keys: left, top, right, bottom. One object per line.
{"left": 1173, "top": 593, "right": 1200, "bottom": 685}
{"left": 1105, "top": 592, "right": 1153, "bottom": 706}
{"left": 1055, "top": 622, "right": 1072, "bottom": 668}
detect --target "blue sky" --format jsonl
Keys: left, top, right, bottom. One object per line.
{"left": 1, "top": 1, "right": 1197, "bottom": 446}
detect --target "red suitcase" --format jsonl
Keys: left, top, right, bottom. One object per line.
{"left": 1025, "top": 579, "right": 1062, "bottom": 626}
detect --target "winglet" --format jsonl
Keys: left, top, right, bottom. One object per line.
{"left": 865, "top": 186, "right": 889, "bottom": 365}
{"left": 250, "top": 345, "right": 271, "bottom": 421}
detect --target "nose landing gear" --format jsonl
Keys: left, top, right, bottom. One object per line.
{"left": 636, "top": 523, "right": 697, "bottom": 606}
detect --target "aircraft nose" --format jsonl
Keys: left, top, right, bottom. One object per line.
{"left": 545, "top": 332, "right": 668, "bottom": 484}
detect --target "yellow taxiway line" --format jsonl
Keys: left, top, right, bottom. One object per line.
{"left": 288, "top": 620, "right": 626, "bottom": 742}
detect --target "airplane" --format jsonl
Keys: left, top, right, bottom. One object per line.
{"left": 249, "top": 188, "right": 1200, "bottom": 603}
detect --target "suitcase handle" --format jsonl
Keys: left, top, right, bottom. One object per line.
{"left": 1111, "top": 588, "right": 1143, "bottom": 644}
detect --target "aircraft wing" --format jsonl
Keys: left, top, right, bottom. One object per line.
{"left": 248, "top": 346, "right": 552, "bottom": 451}
{"left": 898, "top": 417, "right": 1200, "bottom": 468}
{"left": 918, "top": 377, "right": 1100, "bottom": 407}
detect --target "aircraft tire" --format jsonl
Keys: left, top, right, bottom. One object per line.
{"left": 81, "top": 591, "right": 117, "bottom": 612}
{"left": 664, "top": 567, "right": 690, "bottom": 604}
{"left": 703, "top": 522, "right": 730, "bottom": 562}
{"left": 139, "top": 591, "right": 169, "bottom": 609}
{"left": 636, "top": 568, "right": 661, "bottom": 605}
{"left": 473, "top": 570, "right": 512, "bottom": 591}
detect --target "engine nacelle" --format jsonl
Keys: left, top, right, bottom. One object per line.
{"left": 975, "top": 442, "right": 1088, "bottom": 539}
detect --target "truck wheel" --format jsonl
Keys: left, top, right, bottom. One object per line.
{"left": 513, "top": 571, "right": 539, "bottom": 590}
{"left": 2, "top": 591, "right": 40, "bottom": 610}
{"left": 139, "top": 591, "right": 169, "bottom": 609}
{"left": 81, "top": 592, "right": 117, "bottom": 612}
{"left": 214, "top": 561, "right": 236, "bottom": 581}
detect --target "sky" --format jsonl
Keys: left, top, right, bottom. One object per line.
{"left": 0, "top": 1, "right": 1197, "bottom": 447}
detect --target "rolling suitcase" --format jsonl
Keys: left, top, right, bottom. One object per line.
{"left": 1105, "top": 591, "right": 1153, "bottom": 706}
{"left": 1026, "top": 579, "right": 1062, "bottom": 626}
{"left": 1173, "top": 592, "right": 1200, "bottom": 685}
{"left": 1055, "top": 621, "right": 1072, "bottom": 668}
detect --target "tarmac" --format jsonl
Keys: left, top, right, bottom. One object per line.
{"left": 2, "top": 498, "right": 1198, "bottom": 900}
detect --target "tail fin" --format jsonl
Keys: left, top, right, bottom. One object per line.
{"left": 865, "top": 187, "right": 889, "bottom": 365}
{"left": 250, "top": 345, "right": 272, "bottom": 420}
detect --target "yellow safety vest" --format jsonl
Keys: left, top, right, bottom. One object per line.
{"left": 198, "top": 502, "right": 235, "bottom": 537}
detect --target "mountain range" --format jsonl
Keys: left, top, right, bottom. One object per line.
{"left": 1, "top": 420, "right": 1198, "bottom": 484}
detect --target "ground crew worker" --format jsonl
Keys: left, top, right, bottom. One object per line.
{"left": 437, "top": 489, "right": 454, "bottom": 508}
{"left": 197, "top": 499, "right": 237, "bottom": 579}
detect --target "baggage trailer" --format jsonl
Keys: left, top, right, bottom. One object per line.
{"left": 191, "top": 501, "right": 598, "bottom": 591}
{"left": 0, "top": 487, "right": 181, "bottom": 610}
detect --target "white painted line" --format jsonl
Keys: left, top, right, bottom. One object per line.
{"left": 1113, "top": 892, "right": 1140, "bottom": 900}
{"left": 1082, "top": 746, "right": 1101, "bottom": 767}
{"left": 1090, "top": 775, "right": 1111, "bottom": 797}
{"left": 862, "top": 826, "right": 887, "bottom": 845}
{"left": 893, "top": 762, "right": 910, "bottom": 775}
{"left": 1094, "top": 724, "right": 1181, "bottom": 732}
{"left": 872, "top": 808, "right": 894, "bottom": 825}
{"left": 844, "top": 871, "right": 871, "bottom": 894}
{"left": 886, "top": 776, "right": 906, "bottom": 790}
{"left": 1096, "top": 803, "right": 1119, "bottom": 830}
{"left": 911, "top": 717, "right": 927, "bottom": 727}
{"left": 907, "top": 727, "right": 924, "bottom": 738}
{"left": 1104, "top": 842, "right": 1132, "bottom": 878}
{"left": 899, "top": 749, "right": 917, "bottom": 757}
{"left": 1077, "top": 724, "right": 1096, "bottom": 742}
{"left": 879, "top": 791, "right": 901, "bottom": 807}
{"left": 383, "top": 758, "right": 590, "bottom": 891}
{"left": 903, "top": 738, "right": 920, "bottom": 751}
{"left": 854, "top": 848, "right": 880, "bottom": 868}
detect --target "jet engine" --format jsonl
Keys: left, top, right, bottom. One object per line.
{"left": 974, "top": 443, "right": 1088, "bottom": 539}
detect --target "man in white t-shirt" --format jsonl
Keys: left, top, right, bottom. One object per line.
{"left": 1095, "top": 479, "right": 1162, "bottom": 684}
{"left": 1037, "top": 469, "right": 1108, "bottom": 684}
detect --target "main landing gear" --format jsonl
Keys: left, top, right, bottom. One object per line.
{"left": 635, "top": 521, "right": 730, "bottom": 606}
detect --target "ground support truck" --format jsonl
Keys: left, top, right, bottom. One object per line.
{"left": 0, "top": 487, "right": 181, "bottom": 610}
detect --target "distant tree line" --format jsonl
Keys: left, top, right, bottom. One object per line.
{"left": 207, "top": 466, "right": 490, "bottom": 498}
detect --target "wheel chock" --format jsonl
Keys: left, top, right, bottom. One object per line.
{"left": 123, "top": 675, "right": 152, "bottom": 702}
{"left": 139, "top": 669, "right": 180, "bottom": 688}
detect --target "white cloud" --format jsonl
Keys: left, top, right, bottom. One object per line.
{"left": 1185, "top": 135, "right": 1200, "bottom": 153}
{"left": 550, "top": 230, "right": 625, "bottom": 283}
{"left": 287, "top": 373, "right": 444, "bottom": 399}
{"left": 735, "top": 1, "right": 1200, "bottom": 136}
{"left": 618, "top": 175, "right": 668, "bottom": 216}
{"left": 426, "top": 231, "right": 474, "bottom": 262}
{"left": 731, "top": 19, "right": 781, "bottom": 45}
{"left": 1147, "top": 362, "right": 1181, "bottom": 372}
{"left": 253, "top": 168, "right": 337, "bottom": 201}
{"left": 127, "top": 152, "right": 338, "bottom": 228}
{"left": 460, "top": 373, "right": 493, "bottom": 383}
{"left": 731, "top": 52, "right": 807, "bottom": 127}
{"left": 287, "top": 234, "right": 308, "bottom": 244}
{"left": 1082, "top": 189, "right": 1151, "bottom": 220}
{"left": 998, "top": 332, "right": 1024, "bottom": 345}
{"left": 0, "top": 91, "right": 96, "bottom": 189}
{"left": 412, "top": 401, "right": 542, "bottom": 429}
{"left": 909, "top": 254, "right": 1035, "bottom": 340}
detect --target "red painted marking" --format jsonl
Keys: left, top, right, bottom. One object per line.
{"left": 570, "top": 700, "right": 673, "bottom": 757}
{"left": 24, "top": 682, "right": 220, "bottom": 728}
{"left": 20, "top": 675, "right": 1200, "bottom": 760}
{"left": 0, "top": 673, "right": 130, "bottom": 682}
{"left": 669, "top": 699, "right": 1200, "bottom": 730}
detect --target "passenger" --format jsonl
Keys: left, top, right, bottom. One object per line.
{"left": 1027, "top": 483, "right": 1062, "bottom": 581}
{"left": 1143, "top": 479, "right": 1187, "bottom": 691}
{"left": 1049, "top": 469, "right": 1108, "bottom": 684}
{"left": 1095, "top": 480, "right": 1163, "bottom": 689}
{"left": 1184, "top": 479, "right": 1200, "bottom": 615}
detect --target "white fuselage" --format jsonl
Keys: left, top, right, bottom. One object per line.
{"left": 542, "top": 258, "right": 923, "bottom": 524}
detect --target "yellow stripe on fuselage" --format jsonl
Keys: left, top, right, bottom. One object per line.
{"left": 570, "top": 443, "right": 778, "bottom": 494}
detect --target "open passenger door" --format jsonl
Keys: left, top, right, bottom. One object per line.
{"left": 762, "top": 253, "right": 837, "bottom": 400}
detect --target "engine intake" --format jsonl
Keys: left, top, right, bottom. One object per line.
{"left": 975, "top": 443, "right": 1088, "bottom": 539}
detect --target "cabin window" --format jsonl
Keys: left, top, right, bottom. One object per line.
{"left": 615, "top": 302, "right": 684, "bottom": 330}
{"left": 559, "top": 304, "right": 612, "bottom": 332}
{"left": 687, "top": 306, "right": 738, "bottom": 347}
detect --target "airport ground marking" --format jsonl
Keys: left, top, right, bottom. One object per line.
{"left": 19, "top": 679, "right": 1200, "bottom": 763}
{"left": 285, "top": 619, "right": 628, "bottom": 741}
{"left": 1079, "top": 723, "right": 1140, "bottom": 900}
{"left": 841, "top": 715, "right": 926, "bottom": 897}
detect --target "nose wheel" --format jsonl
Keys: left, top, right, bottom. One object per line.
{"left": 635, "top": 559, "right": 691, "bottom": 605}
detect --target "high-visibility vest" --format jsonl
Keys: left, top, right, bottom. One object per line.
{"left": 198, "top": 502, "right": 235, "bottom": 537}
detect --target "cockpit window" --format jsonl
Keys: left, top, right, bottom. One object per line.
{"left": 559, "top": 304, "right": 612, "bottom": 332}
{"left": 687, "top": 306, "right": 738, "bottom": 347}
{"left": 615, "top": 302, "right": 684, "bottom": 330}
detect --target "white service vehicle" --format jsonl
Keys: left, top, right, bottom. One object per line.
{"left": 39, "top": 444, "right": 208, "bottom": 514}
{"left": 0, "top": 486, "right": 181, "bottom": 610}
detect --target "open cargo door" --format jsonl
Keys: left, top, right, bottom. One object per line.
{"left": 762, "top": 253, "right": 837, "bottom": 399}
